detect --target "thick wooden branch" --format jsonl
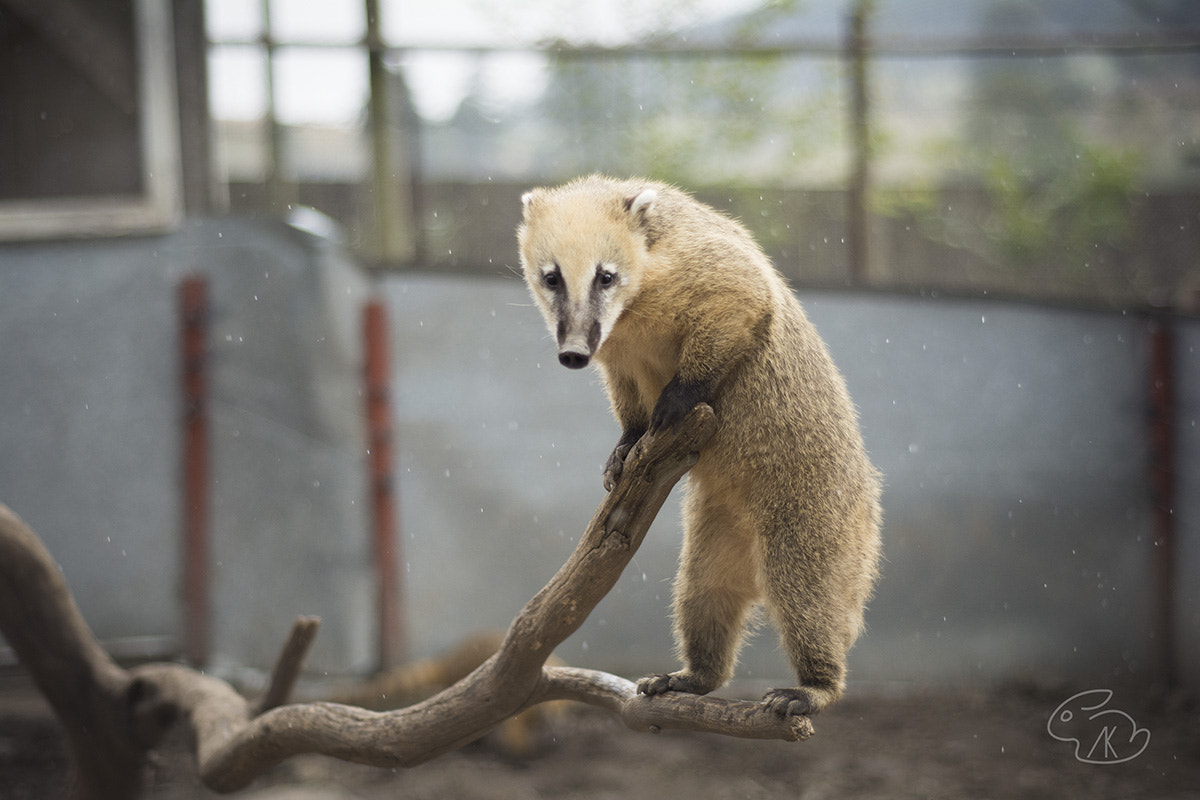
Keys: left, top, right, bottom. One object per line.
{"left": 0, "top": 403, "right": 813, "bottom": 798}
{"left": 0, "top": 503, "right": 147, "bottom": 799}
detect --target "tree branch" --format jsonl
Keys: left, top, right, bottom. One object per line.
{"left": 0, "top": 403, "right": 813, "bottom": 798}
{"left": 256, "top": 616, "right": 321, "bottom": 713}
{"left": 532, "top": 667, "right": 814, "bottom": 741}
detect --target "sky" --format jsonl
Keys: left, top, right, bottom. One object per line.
{"left": 205, "top": 0, "right": 762, "bottom": 124}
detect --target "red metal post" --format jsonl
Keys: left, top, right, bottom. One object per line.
{"left": 363, "top": 299, "right": 404, "bottom": 669}
{"left": 179, "top": 276, "right": 210, "bottom": 666}
{"left": 1148, "top": 317, "right": 1177, "bottom": 691}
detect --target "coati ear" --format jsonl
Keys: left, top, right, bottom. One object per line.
{"left": 521, "top": 189, "right": 542, "bottom": 218}
{"left": 623, "top": 188, "right": 657, "bottom": 228}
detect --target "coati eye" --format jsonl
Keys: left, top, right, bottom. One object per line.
{"left": 596, "top": 269, "right": 617, "bottom": 288}
{"left": 542, "top": 268, "right": 561, "bottom": 290}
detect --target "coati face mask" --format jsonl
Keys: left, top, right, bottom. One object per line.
{"left": 518, "top": 185, "right": 655, "bottom": 369}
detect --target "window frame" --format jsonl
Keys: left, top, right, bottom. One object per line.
{"left": 0, "top": 0, "right": 183, "bottom": 241}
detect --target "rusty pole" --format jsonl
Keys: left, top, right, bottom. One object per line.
{"left": 363, "top": 299, "right": 404, "bottom": 669}
{"left": 179, "top": 276, "right": 210, "bottom": 666}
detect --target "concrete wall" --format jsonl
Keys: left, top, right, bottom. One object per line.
{"left": 2, "top": 223, "right": 1196, "bottom": 693}
{"left": 0, "top": 218, "right": 373, "bottom": 675}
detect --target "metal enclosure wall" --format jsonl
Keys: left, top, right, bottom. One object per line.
{"left": 2, "top": 225, "right": 1196, "bottom": 693}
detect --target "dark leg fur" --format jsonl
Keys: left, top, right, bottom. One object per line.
{"left": 605, "top": 372, "right": 712, "bottom": 490}
{"left": 649, "top": 375, "right": 713, "bottom": 432}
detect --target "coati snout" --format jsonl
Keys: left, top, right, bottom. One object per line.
{"left": 557, "top": 319, "right": 600, "bottom": 369}
{"left": 558, "top": 350, "right": 589, "bottom": 369}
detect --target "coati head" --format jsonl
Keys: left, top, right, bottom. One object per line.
{"left": 517, "top": 178, "right": 656, "bottom": 369}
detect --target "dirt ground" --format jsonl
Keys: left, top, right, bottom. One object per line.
{"left": 2, "top": 673, "right": 1197, "bottom": 800}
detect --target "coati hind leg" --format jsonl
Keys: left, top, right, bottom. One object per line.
{"left": 637, "top": 495, "right": 760, "bottom": 697}
{"left": 758, "top": 521, "right": 856, "bottom": 717}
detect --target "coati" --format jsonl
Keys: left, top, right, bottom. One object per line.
{"left": 517, "top": 175, "right": 882, "bottom": 717}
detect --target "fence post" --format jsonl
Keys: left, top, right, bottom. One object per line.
{"left": 1148, "top": 316, "right": 1177, "bottom": 691}
{"left": 179, "top": 275, "right": 210, "bottom": 666}
{"left": 363, "top": 299, "right": 405, "bottom": 669}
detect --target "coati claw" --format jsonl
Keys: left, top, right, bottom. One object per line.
{"left": 636, "top": 671, "right": 716, "bottom": 696}
{"left": 602, "top": 441, "right": 636, "bottom": 491}
{"left": 635, "top": 674, "right": 674, "bottom": 695}
{"left": 761, "top": 687, "right": 817, "bottom": 717}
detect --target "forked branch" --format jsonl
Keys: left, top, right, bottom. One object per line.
{"left": 0, "top": 403, "right": 810, "bottom": 799}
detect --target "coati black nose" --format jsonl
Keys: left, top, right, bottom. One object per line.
{"left": 559, "top": 350, "right": 590, "bottom": 369}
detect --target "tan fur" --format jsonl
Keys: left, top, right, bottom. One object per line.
{"left": 518, "top": 175, "right": 882, "bottom": 716}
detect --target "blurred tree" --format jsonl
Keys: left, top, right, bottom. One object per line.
{"left": 874, "top": 0, "right": 1158, "bottom": 302}
{"left": 980, "top": 138, "right": 1141, "bottom": 277}
{"left": 534, "top": 0, "right": 841, "bottom": 188}
{"left": 962, "top": 1, "right": 1144, "bottom": 293}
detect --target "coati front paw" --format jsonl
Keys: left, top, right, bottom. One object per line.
{"left": 649, "top": 376, "right": 710, "bottom": 433}
{"left": 636, "top": 670, "right": 718, "bottom": 697}
{"left": 602, "top": 441, "right": 635, "bottom": 492}
{"left": 602, "top": 425, "right": 645, "bottom": 491}
{"left": 761, "top": 687, "right": 819, "bottom": 717}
